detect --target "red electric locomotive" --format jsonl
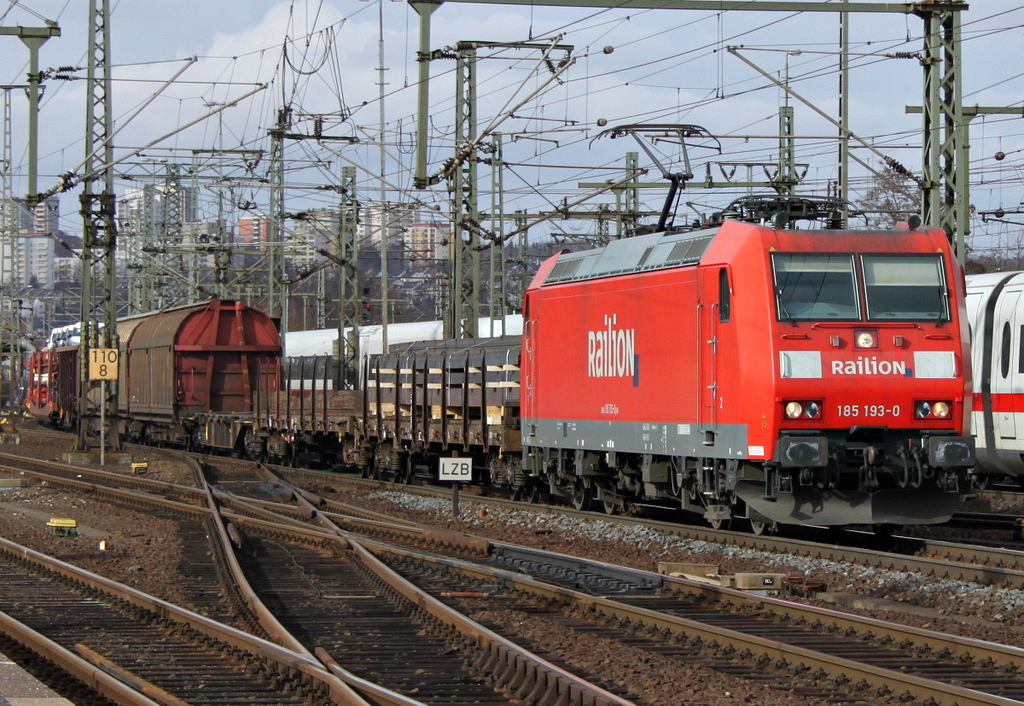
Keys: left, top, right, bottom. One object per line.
{"left": 518, "top": 206, "right": 974, "bottom": 529}
{"left": 362, "top": 197, "right": 975, "bottom": 531}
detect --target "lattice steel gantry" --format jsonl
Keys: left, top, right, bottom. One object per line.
{"left": 411, "top": 0, "right": 970, "bottom": 261}
{"left": 77, "top": 0, "right": 121, "bottom": 452}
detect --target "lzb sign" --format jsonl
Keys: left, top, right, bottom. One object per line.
{"left": 439, "top": 458, "right": 471, "bottom": 482}
{"left": 89, "top": 348, "right": 119, "bottom": 381}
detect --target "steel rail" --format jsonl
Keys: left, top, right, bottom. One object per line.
{"left": 359, "top": 536, "right": 1024, "bottom": 706}
{"left": 0, "top": 535, "right": 368, "bottom": 705}
{"left": 276, "top": 465, "right": 1024, "bottom": 586}
{"left": 285, "top": 486, "right": 637, "bottom": 706}
{"left": 0, "top": 610, "right": 164, "bottom": 706}
{"left": 193, "top": 459, "right": 428, "bottom": 706}
{"left": 218, "top": 487, "right": 1024, "bottom": 706}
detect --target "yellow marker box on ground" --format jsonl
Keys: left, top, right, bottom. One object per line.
{"left": 47, "top": 518, "right": 78, "bottom": 537}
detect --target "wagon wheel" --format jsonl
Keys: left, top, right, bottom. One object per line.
{"left": 340, "top": 437, "right": 357, "bottom": 469}
{"left": 571, "top": 479, "right": 593, "bottom": 511}
{"left": 971, "top": 474, "right": 994, "bottom": 491}
{"left": 374, "top": 442, "right": 395, "bottom": 481}
{"left": 359, "top": 445, "right": 375, "bottom": 478}
{"left": 518, "top": 481, "right": 541, "bottom": 504}
{"left": 400, "top": 453, "right": 415, "bottom": 484}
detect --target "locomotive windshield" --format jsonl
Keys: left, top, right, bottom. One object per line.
{"left": 772, "top": 252, "right": 949, "bottom": 323}
{"left": 862, "top": 254, "right": 948, "bottom": 321}
{"left": 773, "top": 254, "right": 859, "bottom": 321}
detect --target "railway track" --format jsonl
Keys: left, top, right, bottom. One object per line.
{"left": 382, "top": 543, "right": 1024, "bottom": 705}
{"left": 10, "top": 441, "right": 1024, "bottom": 704}
{"left": 304, "top": 540, "right": 1024, "bottom": 701}
{"left": 215, "top": 466, "right": 1024, "bottom": 704}
{"left": 0, "top": 535, "right": 361, "bottom": 706}
{"left": 271, "top": 463, "right": 1024, "bottom": 588}
{"left": 0, "top": 444, "right": 636, "bottom": 706}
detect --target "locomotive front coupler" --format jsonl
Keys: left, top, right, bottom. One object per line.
{"left": 894, "top": 445, "right": 924, "bottom": 489}
{"left": 857, "top": 444, "right": 886, "bottom": 485}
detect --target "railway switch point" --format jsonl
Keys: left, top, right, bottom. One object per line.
{"left": 63, "top": 450, "right": 132, "bottom": 467}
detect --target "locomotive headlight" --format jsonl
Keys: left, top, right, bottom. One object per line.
{"left": 854, "top": 329, "right": 877, "bottom": 349}
{"left": 915, "top": 400, "right": 952, "bottom": 419}
{"left": 783, "top": 400, "right": 823, "bottom": 420}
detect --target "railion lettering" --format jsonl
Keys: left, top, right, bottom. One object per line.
{"left": 830, "top": 357, "right": 909, "bottom": 376}
{"left": 587, "top": 314, "right": 636, "bottom": 378}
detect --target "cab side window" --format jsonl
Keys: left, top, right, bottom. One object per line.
{"left": 719, "top": 268, "right": 731, "bottom": 323}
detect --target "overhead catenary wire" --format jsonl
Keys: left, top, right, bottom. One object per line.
{"left": 1, "top": 0, "right": 1021, "bottom": 306}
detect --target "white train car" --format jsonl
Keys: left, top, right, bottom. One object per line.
{"left": 965, "top": 272, "right": 1024, "bottom": 482}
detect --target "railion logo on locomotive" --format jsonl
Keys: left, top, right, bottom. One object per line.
{"left": 587, "top": 314, "right": 637, "bottom": 379}
{"left": 831, "top": 356, "right": 909, "bottom": 376}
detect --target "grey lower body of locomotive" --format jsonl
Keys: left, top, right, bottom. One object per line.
{"left": 523, "top": 416, "right": 974, "bottom": 526}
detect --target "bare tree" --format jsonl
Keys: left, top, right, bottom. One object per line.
{"left": 856, "top": 167, "right": 919, "bottom": 229}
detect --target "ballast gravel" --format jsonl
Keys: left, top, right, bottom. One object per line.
{"left": 3, "top": 431, "right": 1024, "bottom": 705}
{"left": 361, "top": 489, "right": 1024, "bottom": 645}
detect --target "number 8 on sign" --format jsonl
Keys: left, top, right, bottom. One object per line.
{"left": 89, "top": 348, "right": 119, "bottom": 381}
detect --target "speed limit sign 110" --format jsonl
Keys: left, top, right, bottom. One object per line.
{"left": 89, "top": 348, "right": 119, "bottom": 380}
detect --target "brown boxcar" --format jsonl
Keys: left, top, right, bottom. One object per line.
{"left": 117, "top": 300, "right": 281, "bottom": 450}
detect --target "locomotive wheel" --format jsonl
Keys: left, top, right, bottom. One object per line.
{"left": 709, "top": 517, "right": 730, "bottom": 531}
{"left": 602, "top": 500, "right": 620, "bottom": 516}
{"left": 571, "top": 479, "right": 593, "bottom": 511}
{"left": 530, "top": 484, "right": 545, "bottom": 503}
{"left": 749, "top": 519, "right": 775, "bottom": 536}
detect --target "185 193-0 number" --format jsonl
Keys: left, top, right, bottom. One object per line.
{"left": 837, "top": 405, "right": 900, "bottom": 418}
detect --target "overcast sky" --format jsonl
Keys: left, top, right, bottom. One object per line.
{"left": 2, "top": 1, "right": 1023, "bottom": 254}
